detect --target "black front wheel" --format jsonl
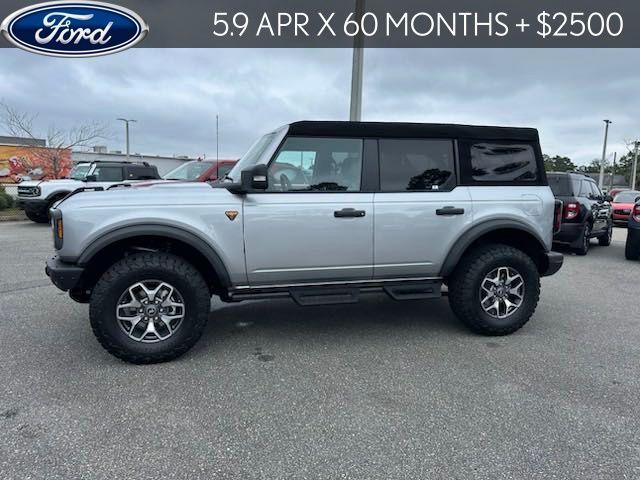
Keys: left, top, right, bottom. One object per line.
{"left": 448, "top": 244, "right": 540, "bottom": 336}
{"left": 24, "top": 206, "right": 49, "bottom": 223}
{"left": 89, "top": 252, "right": 211, "bottom": 364}
{"left": 574, "top": 223, "right": 592, "bottom": 256}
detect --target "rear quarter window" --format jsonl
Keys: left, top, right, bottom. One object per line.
{"left": 547, "top": 175, "right": 573, "bottom": 196}
{"left": 460, "top": 140, "right": 542, "bottom": 185}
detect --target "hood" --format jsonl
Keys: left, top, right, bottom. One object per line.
{"left": 612, "top": 202, "right": 635, "bottom": 209}
{"left": 134, "top": 179, "right": 194, "bottom": 187}
{"left": 59, "top": 181, "right": 230, "bottom": 209}
{"left": 20, "top": 178, "right": 83, "bottom": 187}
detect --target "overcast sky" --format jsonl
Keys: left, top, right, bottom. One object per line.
{"left": 0, "top": 48, "right": 638, "bottom": 165}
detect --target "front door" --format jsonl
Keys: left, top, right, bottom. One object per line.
{"left": 243, "top": 136, "right": 374, "bottom": 285}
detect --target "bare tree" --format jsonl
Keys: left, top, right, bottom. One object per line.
{"left": 0, "top": 101, "right": 109, "bottom": 179}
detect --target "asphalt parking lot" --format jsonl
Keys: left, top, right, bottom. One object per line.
{"left": 0, "top": 221, "right": 639, "bottom": 480}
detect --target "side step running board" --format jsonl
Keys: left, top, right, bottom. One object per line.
{"left": 290, "top": 287, "right": 360, "bottom": 306}
{"left": 384, "top": 281, "right": 441, "bottom": 301}
{"left": 227, "top": 279, "right": 443, "bottom": 306}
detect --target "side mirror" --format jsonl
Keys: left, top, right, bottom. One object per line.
{"left": 85, "top": 174, "right": 97, "bottom": 182}
{"left": 635, "top": 196, "right": 640, "bottom": 203}
{"left": 241, "top": 164, "right": 268, "bottom": 191}
{"left": 226, "top": 164, "right": 269, "bottom": 195}
{"left": 604, "top": 195, "right": 613, "bottom": 202}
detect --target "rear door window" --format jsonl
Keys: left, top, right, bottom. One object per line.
{"left": 127, "top": 166, "right": 158, "bottom": 180}
{"left": 94, "top": 166, "right": 124, "bottom": 182}
{"left": 379, "top": 139, "right": 455, "bottom": 191}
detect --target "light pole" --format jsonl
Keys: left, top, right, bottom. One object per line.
{"left": 349, "top": 0, "right": 365, "bottom": 121}
{"left": 598, "top": 119, "right": 611, "bottom": 189}
{"left": 610, "top": 152, "right": 617, "bottom": 191}
{"left": 117, "top": 118, "right": 137, "bottom": 160}
{"left": 632, "top": 141, "right": 639, "bottom": 190}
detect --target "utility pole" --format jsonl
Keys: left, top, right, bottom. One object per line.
{"left": 117, "top": 118, "right": 137, "bottom": 160}
{"left": 610, "top": 152, "right": 616, "bottom": 191}
{"left": 632, "top": 141, "right": 639, "bottom": 190}
{"left": 349, "top": 0, "right": 365, "bottom": 121}
{"left": 599, "top": 119, "right": 611, "bottom": 189}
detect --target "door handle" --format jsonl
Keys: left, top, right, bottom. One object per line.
{"left": 334, "top": 208, "right": 366, "bottom": 218}
{"left": 436, "top": 206, "right": 465, "bottom": 216}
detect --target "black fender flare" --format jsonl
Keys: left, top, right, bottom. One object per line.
{"left": 75, "top": 224, "right": 231, "bottom": 288}
{"left": 439, "top": 219, "right": 548, "bottom": 277}
{"left": 46, "top": 191, "right": 71, "bottom": 203}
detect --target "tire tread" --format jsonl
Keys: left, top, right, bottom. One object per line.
{"left": 89, "top": 252, "right": 210, "bottom": 364}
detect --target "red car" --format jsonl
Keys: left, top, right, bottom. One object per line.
{"left": 611, "top": 190, "right": 640, "bottom": 224}
{"left": 163, "top": 159, "right": 237, "bottom": 182}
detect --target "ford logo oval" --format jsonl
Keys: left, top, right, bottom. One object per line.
{"left": 1, "top": 1, "right": 148, "bottom": 57}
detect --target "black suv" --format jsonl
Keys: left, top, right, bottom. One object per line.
{"left": 547, "top": 172, "right": 613, "bottom": 255}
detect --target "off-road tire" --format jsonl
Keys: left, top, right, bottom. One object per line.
{"left": 598, "top": 223, "right": 613, "bottom": 246}
{"left": 448, "top": 244, "right": 540, "bottom": 336}
{"left": 574, "top": 223, "right": 591, "bottom": 256}
{"left": 89, "top": 252, "right": 211, "bottom": 364}
{"left": 24, "top": 206, "right": 49, "bottom": 224}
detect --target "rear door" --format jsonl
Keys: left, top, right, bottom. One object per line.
{"left": 373, "top": 138, "right": 473, "bottom": 278}
{"left": 243, "top": 136, "right": 374, "bottom": 285}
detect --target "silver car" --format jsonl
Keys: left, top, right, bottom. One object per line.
{"left": 45, "top": 121, "right": 563, "bottom": 363}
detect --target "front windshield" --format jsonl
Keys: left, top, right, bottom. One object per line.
{"left": 69, "top": 164, "right": 91, "bottom": 180}
{"left": 226, "top": 131, "right": 279, "bottom": 181}
{"left": 614, "top": 191, "right": 640, "bottom": 203}
{"left": 164, "top": 161, "right": 214, "bottom": 180}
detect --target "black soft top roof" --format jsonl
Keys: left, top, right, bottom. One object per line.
{"left": 287, "top": 121, "right": 539, "bottom": 142}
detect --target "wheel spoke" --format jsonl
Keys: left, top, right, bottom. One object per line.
{"left": 115, "top": 280, "right": 185, "bottom": 344}
{"left": 478, "top": 266, "right": 525, "bottom": 319}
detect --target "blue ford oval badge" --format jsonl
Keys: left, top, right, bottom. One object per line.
{"left": 1, "top": 1, "right": 148, "bottom": 57}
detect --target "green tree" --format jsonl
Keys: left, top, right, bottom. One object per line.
{"left": 543, "top": 154, "right": 577, "bottom": 172}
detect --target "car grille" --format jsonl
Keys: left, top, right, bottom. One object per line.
{"left": 17, "top": 186, "right": 39, "bottom": 197}
{"left": 614, "top": 209, "right": 631, "bottom": 215}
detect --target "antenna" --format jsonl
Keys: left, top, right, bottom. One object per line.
{"left": 216, "top": 114, "right": 219, "bottom": 180}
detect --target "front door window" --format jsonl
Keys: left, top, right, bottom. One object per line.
{"left": 267, "top": 137, "right": 363, "bottom": 192}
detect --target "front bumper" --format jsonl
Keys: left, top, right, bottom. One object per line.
{"left": 45, "top": 255, "right": 84, "bottom": 291}
{"left": 541, "top": 251, "right": 563, "bottom": 277}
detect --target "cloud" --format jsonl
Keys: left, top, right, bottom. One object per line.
{"left": 0, "top": 48, "right": 637, "bottom": 164}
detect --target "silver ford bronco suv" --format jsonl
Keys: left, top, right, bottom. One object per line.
{"left": 45, "top": 121, "right": 563, "bottom": 364}
{"left": 18, "top": 160, "right": 160, "bottom": 223}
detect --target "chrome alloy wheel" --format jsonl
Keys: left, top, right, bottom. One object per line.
{"left": 116, "top": 280, "right": 185, "bottom": 343}
{"left": 479, "top": 267, "right": 525, "bottom": 319}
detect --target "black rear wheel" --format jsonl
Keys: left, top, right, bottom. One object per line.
{"left": 574, "top": 223, "right": 591, "bottom": 256}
